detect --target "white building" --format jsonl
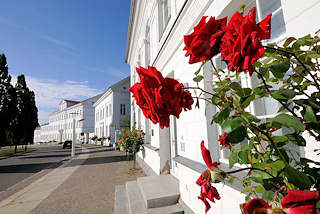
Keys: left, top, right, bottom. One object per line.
{"left": 33, "top": 127, "right": 41, "bottom": 143}
{"left": 35, "top": 94, "right": 102, "bottom": 144}
{"left": 125, "top": 0, "right": 320, "bottom": 213}
{"left": 93, "top": 76, "right": 131, "bottom": 146}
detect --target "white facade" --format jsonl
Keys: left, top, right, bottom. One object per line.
{"left": 33, "top": 127, "right": 41, "bottom": 143}
{"left": 35, "top": 95, "right": 102, "bottom": 144}
{"left": 93, "top": 76, "right": 130, "bottom": 145}
{"left": 126, "top": 0, "right": 320, "bottom": 213}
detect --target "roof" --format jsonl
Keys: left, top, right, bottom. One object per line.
{"left": 50, "top": 93, "right": 103, "bottom": 116}
{"left": 93, "top": 76, "right": 130, "bottom": 107}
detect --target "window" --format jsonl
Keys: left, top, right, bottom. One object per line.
{"left": 120, "top": 104, "right": 126, "bottom": 115}
{"left": 158, "top": 0, "right": 170, "bottom": 39}
{"left": 256, "top": 0, "right": 285, "bottom": 39}
{"left": 253, "top": 0, "right": 286, "bottom": 116}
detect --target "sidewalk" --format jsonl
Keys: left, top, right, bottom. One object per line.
{"left": 0, "top": 145, "right": 145, "bottom": 214}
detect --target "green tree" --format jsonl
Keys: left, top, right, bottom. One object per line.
{"left": 0, "top": 54, "right": 17, "bottom": 147}
{"left": 14, "top": 75, "right": 38, "bottom": 153}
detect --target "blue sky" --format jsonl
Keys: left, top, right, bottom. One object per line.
{"left": 0, "top": 0, "right": 131, "bottom": 124}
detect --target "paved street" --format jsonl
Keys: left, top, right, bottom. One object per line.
{"left": 0, "top": 145, "right": 145, "bottom": 214}
{"left": 0, "top": 144, "right": 71, "bottom": 192}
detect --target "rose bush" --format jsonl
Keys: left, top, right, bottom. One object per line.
{"left": 129, "top": 5, "right": 320, "bottom": 214}
{"left": 117, "top": 123, "right": 145, "bottom": 168}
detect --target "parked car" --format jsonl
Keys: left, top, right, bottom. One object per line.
{"left": 62, "top": 140, "right": 72, "bottom": 149}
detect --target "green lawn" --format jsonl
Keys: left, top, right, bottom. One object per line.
{"left": 0, "top": 147, "right": 37, "bottom": 160}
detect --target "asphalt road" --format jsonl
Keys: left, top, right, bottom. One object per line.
{"left": 0, "top": 144, "right": 73, "bottom": 192}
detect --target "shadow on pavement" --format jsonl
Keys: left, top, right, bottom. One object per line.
{"left": 0, "top": 162, "right": 59, "bottom": 174}
{"left": 0, "top": 150, "right": 125, "bottom": 173}
{"left": 65, "top": 154, "right": 127, "bottom": 167}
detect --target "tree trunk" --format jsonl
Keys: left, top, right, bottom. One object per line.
{"left": 0, "top": 129, "right": 5, "bottom": 148}
{"left": 24, "top": 144, "right": 27, "bottom": 152}
{"left": 133, "top": 152, "right": 136, "bottom": 169}
{"left": 14, "top": 143, "right": 17, "bottom": 154}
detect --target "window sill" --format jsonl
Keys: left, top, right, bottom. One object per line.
{"left": 174, "top": 155, "right": 246, "bottom": 192}
{"left": 144, "top": 143, "right": 160, "bottom": 152}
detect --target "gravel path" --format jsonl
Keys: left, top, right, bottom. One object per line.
{"left": 31, "top": 146, "right": 145, "bottom": 214}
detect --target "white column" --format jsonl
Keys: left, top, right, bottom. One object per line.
{"left": 72, "top": 118, "right": 76, "bottom": 157}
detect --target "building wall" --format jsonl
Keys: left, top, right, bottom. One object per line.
{"left": 93, "top": 77, "right": 130, "bottom": 145}
{"left": 127, "top": 0, "right": 320, "bottom": 213}
{"left": 35, "top": 95, "right": 100, "bottom": 144}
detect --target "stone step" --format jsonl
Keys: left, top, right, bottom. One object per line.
{"left": 126, "top": 180, "right": 148, "bottom": 214}
{"left": 137, "top": 175, "right": 180, "bottom": 209}
{"left": 148, "top": 204, "right": 184, "bottom": 214}
{"left": 114, "top": 184, "right": 129, "bottom": 214}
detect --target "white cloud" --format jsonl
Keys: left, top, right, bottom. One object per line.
{"left": 86, "top": 66, "right": 129, "bottom": 79}
{"left": 12, "top": 75, "right": 102, "bottom": 124}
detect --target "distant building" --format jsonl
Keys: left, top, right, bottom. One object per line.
{"left": 39, "top": 123, "right": 50, "bottom": 142}
{"left": 33, "top": 126, "right": 41, "bottom": 143}
{"left": 35, "top": 94, "right": 102, "bottom": 143}
{"left": 93, "top": 76, "right": 130, "bottom": 146}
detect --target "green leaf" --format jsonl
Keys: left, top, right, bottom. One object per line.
{"left": 269, "top": 114, "right": 306, "bottom": 132}
{"left": 221, "top": 118, "right": 242, "bottom": 133}
{"left": 273, "top": 136, "right": 288, "bottom": 147}
{"left": 270, "top": 62, "right": 290, "bottom": 78}
{"left": 309, "top": 53, "right": 320, "bottom": 59}
{"left": 229, "top": 150, "right": 238, "bottom": 168}
{"left": 271, "top": 90, "right": 288, "bottom": 101}
{"left": 211, "top": 96, "right": 219, "bottom": 105}
{"left": 222, "top": 118, "right": 247, "bottom": 143}
{"left": 284, "top": 37, "right": 296, "bottom": 47}
{"left": 193, "top": 75, "right": 204, "bottom": 82}
{"left": 240, "top": 94, "right": 255, "bottom": 109}
{"left": 283, "top": 165, "right": 312, "bottom": 189}
{"left": 303, "top": 105, "right": 317, "bottom": 123}
{"left": 262, "top": 177, "right": 284, "bottom": 190}
{"left": 230, "top": 82, "right": 244, "bottom": 96}
{"left": 287, "top": 133, "right": 306, "bottom": 146}
{"left": 229, "top": 126, "right": 247, "bottom": 143}
{"left": 271, "top": 89, "right": 295, "bottom": 101}
{"left": 238, "top": 150, "right": 250, "bottom": 164}
{"left": 262, "top": 191, "right": 274, "bottom": 202}
{"left": 254, "top": 160, "right": 286, "bottom": 177}
{"left": 280, "top": 89, "right": 296, "bottom": 100}
{"left": 213, "top": 107, "right": 230, "bottom": 124}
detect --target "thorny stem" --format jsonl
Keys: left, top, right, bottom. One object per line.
{"left": 226, "top": 167, "right": 276, "bottom": 178}
{"left": 256, "top": 71, "right": 299, "bottom": 118}
{"left": 264, "top": 46, "right": 320, "bottom": 91}
{"left": 250, "top": 124, "right": 289, "bottom": 166}
{"left": 210, "top": 59, "right": 222, "bottom": 82}
{"left": 184, "top": 86, "right": 217, "bottom": 97}
{"left": 257, "top": 71, "right": 319, "bottom": 140}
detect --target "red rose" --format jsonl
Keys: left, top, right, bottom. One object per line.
{"left": 281, "top": 190, "right": 320, "bottom": 214}
{"left": 221, "top": 7, "right": 271, "bottom": 75}
{"left": 243, "top": 190, "right": 320, "bottom": 214}
{"left": 129, "top": 66, "right": 194, "bottom": 129}
{"left": 184, "top": 16, "right": 227, "bottom": 64}
{"left": 197, "top": 141, "right": 220, "bottom": 213}
{"left": 201, "top": 140, "right": 218, "bottom": 170}
{"left": 196, "top": 170, "right": 221, "bottom": 213}
{"left": 218, "top": 133, "right": 232, "bottom": 149}
{"left": 243, "top": 198, "right": 271, "bottom": 214}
